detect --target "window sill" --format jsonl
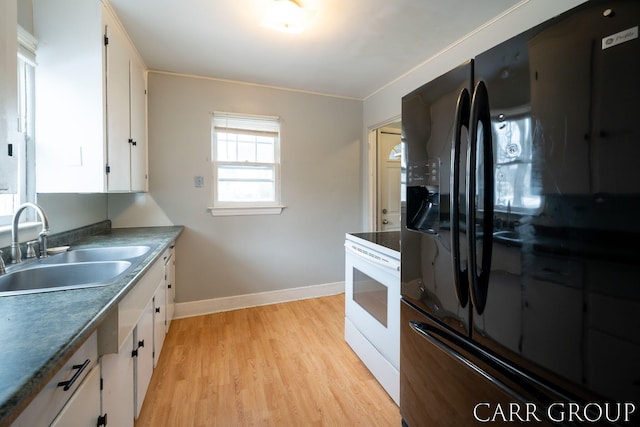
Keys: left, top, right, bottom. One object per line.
{"left": 208, "top": 205, "right": 286, "bottom": 217}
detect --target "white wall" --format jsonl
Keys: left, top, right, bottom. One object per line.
{"left": 132, "top": 72, "right": 362, "bottom": 303}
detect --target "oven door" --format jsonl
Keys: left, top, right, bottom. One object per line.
{"left": 345, "top": 240, "right": 400, "bottom": 369}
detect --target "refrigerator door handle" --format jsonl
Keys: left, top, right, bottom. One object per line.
{"left": 467, "top": 81, "right": 494, "bottom": 315}
{"left": 451, "top": 88, "right": 471, "bottom": 308}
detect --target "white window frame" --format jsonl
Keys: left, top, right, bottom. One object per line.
{"left": 0, "top": 26, "right": 37, "bottom": 227}
{"left": 209, "top": 112, "right": 285, "bottom": 216}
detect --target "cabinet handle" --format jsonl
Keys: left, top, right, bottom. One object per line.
{"left": 57, "top": 359, "right": 90, "bottom": 391}
{"left": 128, "top": 138, "right": 137, "bottom": 146}
{"left": 97, "top": 413, "right": 107, "bottom": 427}
{"left": 132, "top": 339, "right": 145, "bottom": 357}
{"left": 155, "top": 307, "right": 161, "bottom": 313}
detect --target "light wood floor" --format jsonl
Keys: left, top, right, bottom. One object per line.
{"left": 135, "top": 293, "right": 401, "bottom": 426}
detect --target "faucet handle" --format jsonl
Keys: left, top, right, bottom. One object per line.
{"left": 38, "top": 234, "right": 49, "bottom": 258}
{"left": 26, "top": 241, "right": 38, "bottom": 259}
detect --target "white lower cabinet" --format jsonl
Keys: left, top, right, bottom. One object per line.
{"left": 50, "top": 365, "right": 102, "bottom": 427}
{"left": 153, "top": 280, "right": 167, "bottom": 368}
{"left": 100, "top": 329, "right": 134, "bottom": 427}
{"left": 164, "top": 246, "right": 176, "bottom": 332}
{"left": 11, "top": 332, "right": 100, "bottom": 427}
{"left": 134, "top": 297, "right": 155, "bottom": 419}
{"left": 97, "top": 244, "right": 176, "bottom": 425}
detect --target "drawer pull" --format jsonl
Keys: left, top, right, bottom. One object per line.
{"left": 57, "top": 358, "right": 90, "bottom": 391}
{"left": 97, "top": 413, "right": 107, "bottom": 426}
{"left": 132, "top": 339, "right": 145, "bottom": 357}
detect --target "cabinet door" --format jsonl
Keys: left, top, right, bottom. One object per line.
{"left": 165, "top": 250, "right": 175, "bottom": 332}
{"left": 50, "top": 365, "right": 101, "bottom": 427}
{"left": 101, "top": 330, "right": 135, "bottom": 427}
{"left": 130, "top": 55, "right": 148, "bottom": 192}
{"left": 0, "top": 0, "right": 18, "bottom": 194}
{"left": 33, "top": 0, "right": 106, "bottom": 193}
{"left": 134, "top": 298, "right": 154, "bottom": 419}
{"left": 105, "top": 8, "right": 132, "bottom": 192}
{"left": 153, "top": 281, "right": 167, "bottom": 368}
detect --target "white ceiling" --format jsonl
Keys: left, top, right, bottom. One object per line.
{"left": 108, "top": 0, "right": 520, "bottom": 99}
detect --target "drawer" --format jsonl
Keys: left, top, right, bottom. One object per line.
{"left": 98, "top": 255, "right": 164, "bottom": 354}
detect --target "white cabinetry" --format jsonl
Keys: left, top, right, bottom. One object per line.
{"left": 98, "top": 244, "right": 176, "bottom": 424}
{"left": 104, "top": 8, "right": 148, "bottom": 192}
{"left": 100, "top": 329, "right": 135, "bottom": 427}
{"left": 0, "top": 0, "right": 18, "bottom": 194}
{"left": 33, "top": 0, "right": 147, "bottom": 193}
{"left": 153, "top": 281, "right": 167, "bottom": 367}
{"left": 50, "top": 365, "right": 102, "bottom": 427}
{"left": 134, "top": 298, "right": 154, "bottom": 418}
{"left": 164, "top": 245, "right": 176, "bottom": 332}
{"left": 11, "top": 332, "right": 100, "bottom": 427}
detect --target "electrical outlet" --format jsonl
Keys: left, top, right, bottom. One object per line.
{"left": 194, "top": 176, "right": 204, "bottom": 187}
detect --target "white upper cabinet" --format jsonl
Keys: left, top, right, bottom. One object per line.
{"left": 0, "top": 0, "right": 18, "bottom": 194}
{"left": 104, "top": 9, "right": 148, "bottom": 192}
{"left": 33, "top": 0, "right": 148, "bottom": 193}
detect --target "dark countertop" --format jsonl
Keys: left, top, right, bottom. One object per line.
{"left": 0, "top": 226, "right": 183, "bottom": 426}
{"left": 348, "top": 231, "right": 401, "bottom": 254}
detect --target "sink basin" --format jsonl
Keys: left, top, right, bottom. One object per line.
{"left": 41, "top": 245, "right": 151, "bottom": 264}
{"left": 0, "top": 261, "right": 132, "bottom": 296}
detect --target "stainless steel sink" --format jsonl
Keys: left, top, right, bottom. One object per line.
{"left": 0, "top": 261, "right": 132, "bottom": 296}
{"left": 41, "top": 245, "right": 151, "bottom": 264}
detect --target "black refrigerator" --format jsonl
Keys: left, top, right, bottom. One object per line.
{"left": 400, "top": 1, "right": 640, "bottom": 425}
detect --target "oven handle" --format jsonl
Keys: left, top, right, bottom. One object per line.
{"left": 344, "top": 243, "right": 400, "bottom": 272}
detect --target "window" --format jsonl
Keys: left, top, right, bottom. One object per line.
{"left": 210, "top": 112, "right": 284, "bottom": 216}
{"left": 0, "top": 28, "right": 36, "bottom": 226}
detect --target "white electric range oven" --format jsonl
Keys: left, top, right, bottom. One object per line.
{"left": 344, "top": 231, "right": 400, "bottom": 405}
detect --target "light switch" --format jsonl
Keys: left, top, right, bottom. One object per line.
{"left": 194, "top": 176, "right": 204, "bottom": 187}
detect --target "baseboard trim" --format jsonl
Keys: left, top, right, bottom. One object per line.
{"left": 174, "top": 281, "right": 345, "bottom": 319}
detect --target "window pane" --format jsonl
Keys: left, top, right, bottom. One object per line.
{"left": 256, "top": 141, "right": 274, "bottom": 162}
{"left": 218, "top": 165, "right": 274, "bottom": 181}
{"left": 217, "top": 165, "right": 275, "bottom": 202}
{"left": 218, "top": 181, "right": 275, "bottom": 202}
{"left": 0, "top": 194, "right": 18, "bottom": 218}
{"left": 237, "top": 141, "right": 256, "bottom": 162}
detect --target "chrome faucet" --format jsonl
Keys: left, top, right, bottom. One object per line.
{"left": 11, "top": 202, "right": 50, "bottom": 263}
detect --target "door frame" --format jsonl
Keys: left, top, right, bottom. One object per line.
{"left": 366, "top": 116, "right": 401, "bottom": 231}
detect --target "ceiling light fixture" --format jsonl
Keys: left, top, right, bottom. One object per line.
{"left": 261, "top": 0, "right": 312, "bottom": 34}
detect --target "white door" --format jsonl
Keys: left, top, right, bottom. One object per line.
{"left": 101, "top": 330, "right": 135, "bottom": 427}
{"left": 377, "top": 128, "right": 401, "bottom": 231}
{"left": 129, "top": 55, "right": 148, "bottom": 192}
{"left": 153, "top": 281, "right": 167, "bottom": 368}
{"left": 135, "top": 299, "right": 154, "bottom": 418}
{"left": 105, "top": 11, "right": 131, "bottom": 192}
{"left": 165, "top": 250, "right": 175, "bottom": 332}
